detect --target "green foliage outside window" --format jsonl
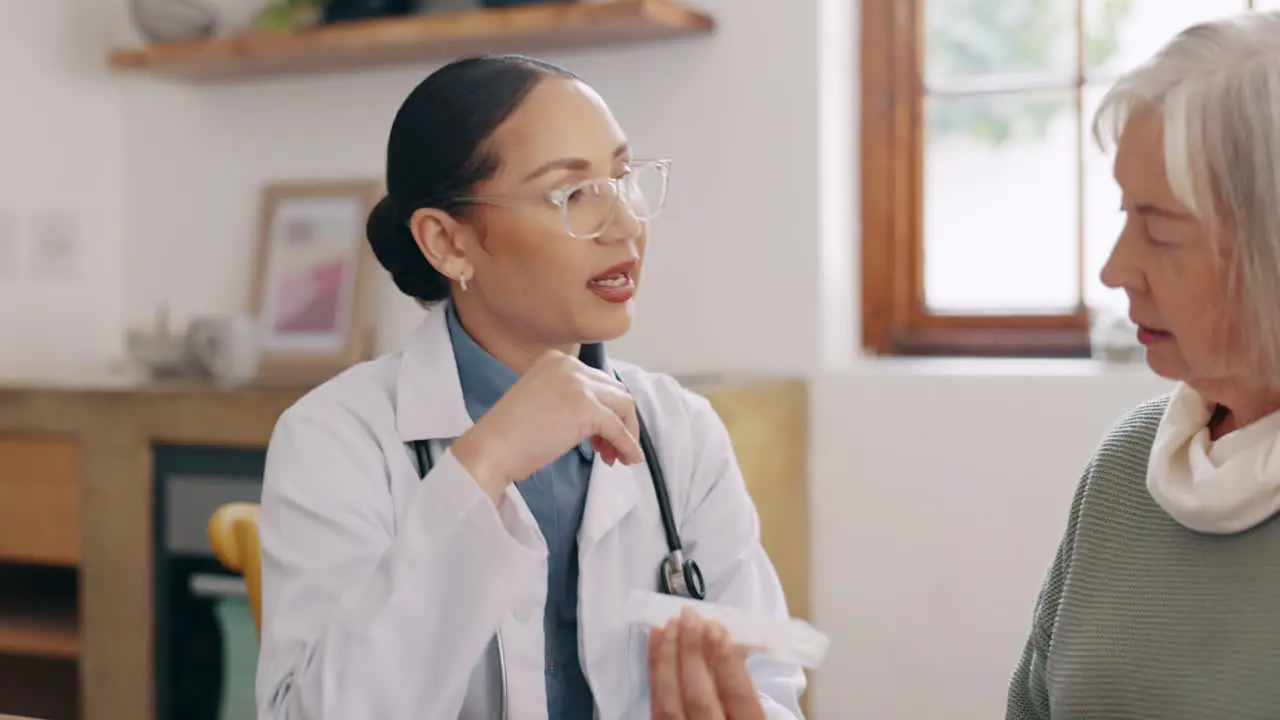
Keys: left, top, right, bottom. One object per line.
{"left": 926, "top": 0, "right": 1134, "bottom": 145}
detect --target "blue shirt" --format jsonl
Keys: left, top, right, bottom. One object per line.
{"left": 445, "top": 302, "right": 596, "bottom": 718}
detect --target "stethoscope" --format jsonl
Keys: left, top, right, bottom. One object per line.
{"left": 410, "top": 343, "right": 706, "bottom": 601}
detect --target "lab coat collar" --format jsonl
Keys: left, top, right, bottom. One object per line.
{"left": 395, "top": 303, "right": 474, "bottom": 442}
{"left": 579, "top": 453, "right": 641, "bottom": 552}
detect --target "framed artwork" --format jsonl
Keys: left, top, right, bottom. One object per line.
{"left": 249, "top": 179, "right": 381, "bottom": 380}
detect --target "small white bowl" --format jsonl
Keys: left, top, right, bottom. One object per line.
{"left": 125, "top": 330, "right": 195, "bottom": 378}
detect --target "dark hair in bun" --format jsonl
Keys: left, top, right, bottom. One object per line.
{"left": 366, "top": 55, "right": 579, "bottom": 303}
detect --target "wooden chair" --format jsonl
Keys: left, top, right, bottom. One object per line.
{"left": 207, "top": 502, "right": 263, "bottom": 637}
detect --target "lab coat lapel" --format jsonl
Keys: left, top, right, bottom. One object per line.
{"left": 578, "top": 443, "right": 647, "bottom": 719}
{"left": 578, "top": 348, "right": 643, "bottom": 554}
{"left": 579, "top": 450, "right": 643, "bottom": 553}
{"left": 394, "top": 304, "right": 473, "bottom": 443}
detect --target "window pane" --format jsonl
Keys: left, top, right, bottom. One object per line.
{"left": 923, "top": 90, "right": 1079, "bottom": 313}
{"left": 1252, "top": 0, "right": 1280, "bottom": 9}
{"left": 1081, "top": 82, "right": 1128, "bottom": 314}
{"left": 1084, "top": 0, "right": 1248, "bottom": 77}
{"left": 925, "top": 0, "right": 1075, "bottom": 82}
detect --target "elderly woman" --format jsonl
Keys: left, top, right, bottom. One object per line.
{"left": 1005, "top": 9, "right": 1280, "bottom": 720}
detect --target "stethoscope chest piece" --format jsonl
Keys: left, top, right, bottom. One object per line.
{"left": 660, "top": 550, "right": 706, "bottom": 601}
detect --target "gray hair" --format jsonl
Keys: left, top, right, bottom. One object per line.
{"left": 1093, "top": 10, "right": 1280, "bottom": 383}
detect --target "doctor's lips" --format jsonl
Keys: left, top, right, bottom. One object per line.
{"left": 588, "top": 259, "right": 638, "bottom": 303}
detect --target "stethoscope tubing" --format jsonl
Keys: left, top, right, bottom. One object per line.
{"left": 410, "top": 404, "right": 702, "bottom": 600}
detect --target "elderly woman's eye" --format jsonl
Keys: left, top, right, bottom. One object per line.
{"left": 1144, "top": 224, "right": 1178, "bottom": 247}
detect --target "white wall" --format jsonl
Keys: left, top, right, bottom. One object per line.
{"left": 113, "top": 0, "right": 824, "bottom": 375}
{"left": 0, "top": 1, "right": 1178, "bottom": 717}
{"left": 0, "top": 0, "right": 125, "bottom": 369}
{"left": 811, "top": 362, "right": 1170, "bottom": 716}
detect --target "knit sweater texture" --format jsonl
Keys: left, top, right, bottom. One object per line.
{"left": 1006, "top": 395, "right": 1280, "bottom": 719}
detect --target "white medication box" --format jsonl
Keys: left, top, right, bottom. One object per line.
{"left": 625, "top": 590, "right": 830, "bottom": 670}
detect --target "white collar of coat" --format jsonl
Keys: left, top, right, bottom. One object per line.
{"left": 395, "top": 302, "right": 476, "bottom": 443}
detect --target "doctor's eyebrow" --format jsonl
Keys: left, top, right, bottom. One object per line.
{"left": 520, "top": 142, "right": 630, "bottom": 182}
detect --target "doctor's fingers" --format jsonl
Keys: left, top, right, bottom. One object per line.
{"left": 677, "top": 611, "right": 729, "bottom": 720}
{"left": 649, "top": 622, "right": 690, "bottom": 720}
{"left": 706, "top": 626, "right": 766, "bottom": 720}
{"left": 580, "top": 375, "right": 641, "bottom": 442}
{"left": 586, "top": 396, "right": 643, "bottom": 465}
{"left": 574, "top": 359, "right": 630, "bottom": 388}
{"left": 535, "top": 349, "right": 627, "bottom": 394}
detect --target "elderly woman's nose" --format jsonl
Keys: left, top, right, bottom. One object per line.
{"left": 1100, "top": 219, "right": 1153, "bottom": 291}
{"left": 1100, "top": 254, "right": 1123, "bottom": 289}
{"left": 1099, "top": 241, "right": 1134, "bottom": 290}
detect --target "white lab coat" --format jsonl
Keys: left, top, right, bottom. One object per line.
{"left": 255, "top": 304, "right": 807, "bottom": 719}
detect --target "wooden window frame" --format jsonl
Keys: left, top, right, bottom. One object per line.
{"left": 859, "top": 0, "right": 1092, "bottom": 357}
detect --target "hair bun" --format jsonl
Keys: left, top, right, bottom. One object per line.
{"left": 366, "top": 195, "right": 450, "bottom": 303}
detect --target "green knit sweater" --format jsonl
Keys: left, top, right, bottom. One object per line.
{"left": 1006, "top": 395, "right": 1280, "bottom": 719}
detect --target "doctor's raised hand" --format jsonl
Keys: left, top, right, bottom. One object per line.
{"left": 254, "top": 54, "right": 806, "bottom": 720}
{"left": 450, "top": 349, "right": 645, "bottom": 504}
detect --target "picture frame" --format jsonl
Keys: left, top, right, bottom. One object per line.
{"left": 249, "top": 179, "right": 381, "bottom": 381}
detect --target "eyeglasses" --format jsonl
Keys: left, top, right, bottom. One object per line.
{"left": 449, "top": 158, "right": 671, "bottom": 240}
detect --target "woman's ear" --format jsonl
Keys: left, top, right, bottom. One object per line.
{"left": 410, "top": 207, "right": 473, "bottom": 283}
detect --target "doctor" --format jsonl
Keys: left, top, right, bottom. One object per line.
{"left": 255, "top": 54, "right": 806, "bottom": 720}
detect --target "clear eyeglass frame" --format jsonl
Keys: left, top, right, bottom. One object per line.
{"left": 450, "top": 158, "right": 672, "bottom": 240}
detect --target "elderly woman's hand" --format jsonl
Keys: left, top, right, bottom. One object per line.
{"left": 648, "top": 607, "right": 766, "bottom": 720}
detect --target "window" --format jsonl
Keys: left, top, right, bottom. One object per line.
{"left": 860, "top": 0, "right": 1280, "bottom": 356}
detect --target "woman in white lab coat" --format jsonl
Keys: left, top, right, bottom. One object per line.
{"left": 255, "top": 55, "right": 806, "bottom": 720}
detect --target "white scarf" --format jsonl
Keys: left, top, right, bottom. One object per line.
{"left": 1147, "top": 382, "right": 1280, "bottom": 533}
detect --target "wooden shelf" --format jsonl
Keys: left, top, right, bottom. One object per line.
{"left": 107, "top": 0, "right": 715, "bottom": 82}
{"left": 0, "top": 608, "right": 79, "bottom": 660}
{"left": 0, "top": 655, "right": 80, "bottom": 720}
{"left": 0, "top": 565, "right": 79, "bottom": 661}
